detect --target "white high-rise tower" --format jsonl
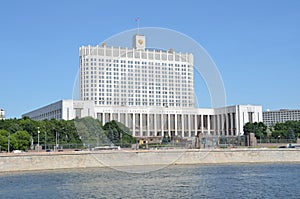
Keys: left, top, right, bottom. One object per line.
{"left": 79, "top": 34, "right": 194, "bottom": 108}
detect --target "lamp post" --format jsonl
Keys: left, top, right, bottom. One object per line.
{"left": 44, "top": 129, "right": 47, "bottom": 150}
{"left": 96, "top": 131, "right": 99, "bottom": 147}
{"left": 37, "top": 127, "right": 40, "bottom": 152}
{"left": 56, "top": 131, "right": 58, "bottom": 150}
{"left": 8, "top": 131, "right": 10, "bottom": 152}
{"left": 120, "top": 132, "right": 122, "bottom": 148}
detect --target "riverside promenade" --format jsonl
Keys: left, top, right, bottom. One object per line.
{"left": 0, "top": 148, "right": 299, "bottom": 172}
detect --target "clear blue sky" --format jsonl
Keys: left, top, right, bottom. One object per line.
{"left": 0, "top": 0, "right": 299, "bottom": 118}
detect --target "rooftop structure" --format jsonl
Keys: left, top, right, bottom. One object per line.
{"left": 0, "top": 109, "right": 4, "bottom": 120}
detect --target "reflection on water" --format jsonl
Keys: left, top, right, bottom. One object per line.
{"left": 0, "top": 163, "right": 299, "bottom": 198}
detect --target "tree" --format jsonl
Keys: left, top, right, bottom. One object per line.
{"left": 243, "top": 122, "right": 254, "bottom": 136}
{"left": 75, "top": 117, "right": 109, "bottom": 147}
{"left": 103, "top": 120, "right": 136, "bottom": 147}
{"left": 271, "top": 121, "right": 300, "bottom": 139}
{"left": 287, "top": 128, "right": 296, "bottom": 141}
{"left": 0, "top": 117, "right": 137, "bottom": 149}
{"left": 0, "top": 129, "right": 18, "bottom": 152}
{"left": 0, "top": 129, "right": 9, "bottom": 151}
{"left": 243, "top": 122, "right": 267, "bottom": 138}
{"left": 11, "top": 130, "right": 31, "bottom": 151}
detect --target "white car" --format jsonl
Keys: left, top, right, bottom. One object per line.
{"left": 12, "top": 150, "right": 23, "bottom": 153}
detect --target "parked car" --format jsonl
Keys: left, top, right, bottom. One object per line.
{"left": 12, "top": 150, "right": 23, "bottom": 153}
{"left": 74, "top": 149, "right": 82, "bottom": 151}
{"left": 278, "top": 146, "right": 286, "bottom": 148}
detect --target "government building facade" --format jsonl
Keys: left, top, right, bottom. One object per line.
{"left": 23, "top": 34, "right": 262, "bottom": 139}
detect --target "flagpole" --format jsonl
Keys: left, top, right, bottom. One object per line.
{"left": 136, "top": 17, "right": 140, "bottom": 35}
{"left": 138, "top": 19, "right": 140, "bottom": 35}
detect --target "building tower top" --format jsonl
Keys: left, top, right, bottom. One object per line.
{"left": 132, "top": 34, "right": 146, "bottom": 50}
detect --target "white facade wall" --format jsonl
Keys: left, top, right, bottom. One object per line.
{"left": 214, "top": 105, "right": 262, "bottom": 137}
{"left": 79, "top": 34, "right": 194, "bottom": 108}
{"left": 23, "top": 100, "right": 262, "bottom": 137}
{"left": 22, "top": 100, "right": 94, "bottom": 120}
{"left": 94, "top": 104, "right": 262, "bottom": 137}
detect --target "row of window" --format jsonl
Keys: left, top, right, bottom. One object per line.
{"left": 82, "top": 58, "right": 191, "bottom": 66}
{"left": 82, "top": 98, "right": 193, "bottom": 107}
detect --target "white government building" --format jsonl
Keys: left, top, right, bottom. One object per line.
{"left": 23, "top": 34, "right": 262, "bottom": 139}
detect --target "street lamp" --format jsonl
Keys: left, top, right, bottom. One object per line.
{"left": 44, "top": 129, "right": 47, "bottom": 150}
{"left": 96, "top": 131, "right": 99, "bottom": 147}
{"left": 38, "top": 127, "right": 40, "bottom": 152}
{"left": 8, "top": 131, "right": 10, "bottom": 152}
{"left": 56, "top": 131, "right": 58, "bottom": 150}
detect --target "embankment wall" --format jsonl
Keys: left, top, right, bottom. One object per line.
{"left": 0, "top": 148, "right": 299, "bottom": 172}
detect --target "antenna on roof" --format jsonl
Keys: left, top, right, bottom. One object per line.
{"left": 135, "top": 17, "right": 140, "bottom": 34}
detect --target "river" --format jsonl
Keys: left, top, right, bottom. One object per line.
{"left": 0, "top": 163, "right": 299, "bottom": 198}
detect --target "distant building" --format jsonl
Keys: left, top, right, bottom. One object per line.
{"left": 263, "top": 109, "right": 300, "bottom": 127}
{"left": 0, "top": 109, "right": 4, "bottom": 120}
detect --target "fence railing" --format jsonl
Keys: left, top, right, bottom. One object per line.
{"left": 256, "top": 138, "right": 297, "bottom": 144}
{"left": 31, "top": 138, "right": 298, "bottom": 151}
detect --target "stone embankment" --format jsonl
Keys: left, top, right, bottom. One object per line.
{"left": 0, "top": 148, "right": 299, "bottom": 172}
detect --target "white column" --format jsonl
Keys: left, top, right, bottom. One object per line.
{"left": 226, "top": 114, "right": 229, "bottom": 136}
{"left": 102, "top": 113, "right": 105, "bottom": 126}
{"left": 207, "top": 115, "right": 211, "bottom": 135}
{"left": 216, "top": 114, "right": 220, "bottom": 136}
{"left": 213, "top": 115, "right": 216, "bottom": 136}
{"left": 188, "top": 114, "right": 191, "bottom": 137}
{"left": 154, "top": 114, "right": 157, "bottom": 136}
{"left": 181, "top": 114, "right": 184, "bottom": 137}
{"left": 161, "top": 114, "right": 164, "bottom": 137}
{"left": 175, "top": 113, "right": 178, "bottom": 136}
{"left": 140, "top": 113, "right": 143, "bottom": 137}
{"left": 110, "top": 113, "right": 112, "bottom": 122}
{"left": 221, "top": 114, "right": 224, "bottom": 136}
{"left": 201, "top": 115, "right": 204, "bottom": 134}
{"left": 147, "top": 113, "right": 150, "bottom": 137}
{"left": 132, "top": 113, "right": 135, "bottom": 137}
{"left": 194, "top": 114, "right": 198, "bottom": 136}
{"left": 168, "top": 114, "right": 171, "bottom": 137}
{"left": 230, "top": 113, "right": 234, "bottom": 136}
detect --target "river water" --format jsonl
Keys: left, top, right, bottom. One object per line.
{"left": 0, "top": 163, "right": 299, "bottom": 198}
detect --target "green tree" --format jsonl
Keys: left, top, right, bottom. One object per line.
{"left": 11, "top": 130, "right": 31, "bottom": 151}
{"left": 75, "top": 117, "right": 109, "bottom": 147}
{"left": 0, "top": 129, "right": 9, "bottom": 151}
{"left": 0, "top": 129, "right": 18, "bottom": 152}
{"left": 103, "top": 120, "right": 136, "bottom": 147}
{"left": 243, "top": 122, "right": 267, "bottom": 138}
{"left": 287, "top": 128, "right": 296, "bottom": 141}
{"left": 243, "top": 122, "right": 254, "bottom": 136}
